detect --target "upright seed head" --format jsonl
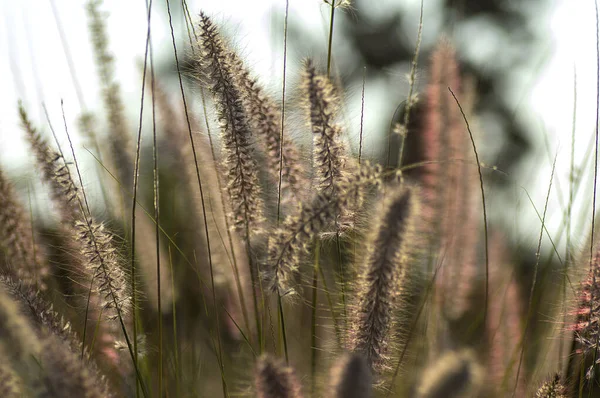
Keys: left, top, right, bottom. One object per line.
{"left": 416, "top": 350, "right": 483, "bottom": 398}
{"left": 535, "top": 373, "right": 567, "bottom": 398}
{"left": 568, "top": 245, "right": 600, "bottom": 379}
{"left": 348, "top": 184, "right": 418, "bottom": 372}
{"left": 266, "top": 164, "right": 381, "bottom": 295}
{"left": 196, "top": 12, "right": 264, "bottom": 234}
{"left": 329, "top": 352, "right": 372, "bottom": 398}
{"left": 302, "top": 60, "right": 348, "bottom": 196}
{"left": 19, "top": 103, "right": 82, "bottom": 223}
{"left": 255, "top": 354, "right": 303, "bottom": 398}
{"left": 74, "top": 217, "right": 132, "bottom": 321}
{"left": 228, "top": 51, "right": 307, "bottom": 203}
{"left": 0, "top": 167, "right": 49, "bottom": 290}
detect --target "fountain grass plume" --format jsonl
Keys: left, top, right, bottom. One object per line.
{"left": 266, "top": 163, "right": 381, "bottom": 295}
{"left": 348, "top": 184, "right": 419, "bottom": 372}
{"left": 0, "top": 167, "right": 48, "bottom": 290}
{"left": 416, "top": 350, "right": 483, "bottom": 398}
{"left": 329, "top": 352, "right": 372, "bottom": 398}
{"left": 302, "top": 59, "right": 348, "bottom": 196}
{"left": 196, "top": 12, "right": 264, "bottom": 235}
{"left": 255, "top": 354, "right": 303, "bottom": 398}
{"left": 535, "top": 373, "right": 567, "bottom": 398}
{"left": 228, "top": 50, "right": 307, "bottom": 203}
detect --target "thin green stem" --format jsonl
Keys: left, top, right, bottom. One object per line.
{"left": 276, "top": 0, "right": 289, "bottom": 224}
{"left": 396, "top": 0, "right": 424, "bottom": 178}
{"left": 326, "top": 0, "right": 335, "bottom": 77}
{"left": 512, "top": 153, "right": 557, "bottom": 397}
{"left": 147, "top": 14, "right": 163, "bottom": 396}
{"left": 448, "top": 87, "right": 489, "bottom": 329}
{"left": 168, "top": 245, "right": 181, "bottom": 398}
{"left": 310, "top": 240, "right": 320, "bottom": 396}
{"left": 277, "top": 293, "right": 289, "bottom": 364}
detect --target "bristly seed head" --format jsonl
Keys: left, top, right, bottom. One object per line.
{"left": 329, "top": 352, "right": 372, "bottom": 398}
{"left": 535, "top": 373, "right": 567, "bottom": 398}
{"left": 74, "top": 218, "right": 131, "bottom": 322}
{"left": 196, "top": 12, "right": 264, "bottom": 235}
{"left": 348, "top": 184, "right": 417, "bottom": 372}
{"left": 255, "top": 354, "right": 303, "bottom": 398}
{"left": 0, "top": 167, "right": 49, "bottom": 290}
{"left": 302, "top": 59, "right": 348, "bottom": 196}
{"left": 416, "top": 350, "right": 483, "bottom": 398}
{"left": 568, "top": 246, "right": 600, "bottom": 379}
{"left": 228, "top": 51, "right": 307, "bottom": 203}
{"left": 265, "top": 164, "right": 381, "bottom": 296}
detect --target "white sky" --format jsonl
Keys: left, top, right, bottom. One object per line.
{"left": 0, "top": 0, "right": 599, "bottom": 253}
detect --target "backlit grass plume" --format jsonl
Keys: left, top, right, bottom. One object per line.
{"left": 348, "top": 184, "right": 418, "bottom": 372}
{"left": 75, "top": 217, "right": 132, "bottom": 321}
{"left": 303, "top": 59, "right": 349, "bottom": 195}
{"left": 0, "top": 167, "right": 48, "bottom": 290}
{"left": 19, "top": 103, "right": 82, "bottom": 222}
{"left": 567, "top": 245, "right": 600, "bottom": 380}
{"left": 329, "top": 352, "right": 373, "bottom": 398}
{"left": 196, "top": 12, "right": 264, "bottom": 235}
{"left": 229, "top": 51, "right": 307, "bottom": 203}
{"left": 255, "top": 354, "right": 303, "bottom": 398}
{"left": 416, "top": 350, "right": 482, "bottom": 398}
{"left": 266, "top": 164, "right": 380, "bottom": 295}
{"left": 535, "top": 374, "right": 567, "bottom": 398}
{"left": 0, "top": 3, "right": 583, "bottom": 397}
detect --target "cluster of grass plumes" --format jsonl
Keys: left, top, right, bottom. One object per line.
{"left": 2, "top": 2, "right": 600, "bottom": 397}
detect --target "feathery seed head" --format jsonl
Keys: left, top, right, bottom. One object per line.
{"left": 0, "top": 168, "right": 49, "bottom": 290}
{"left": 19, "top": 104, "right": 82, "bottom": 222}
{"left": 40, "top": 335, "right": 111, "bottom": 398}
{"left": 535, "top": 373, "right": 567, "bottom": 398}
{"left": 348, "top": 184, "right": 418, "bottom": 372}
{"left": 228, "top": 51, "right": 307, "bottom": 202}
{"left": 266, "top": 164, "right": 381, "bottom": 295}
{"left": 0, "top": 286, "right": 40, "bottom": 362}
{"left": 197, "top": 12, "right": 264, "bottom": 234}
{"left": 74, "top": 218, "right": 131, "bottom": 321}
{"left": 302, "top": 59, "right": 347, "bottom": 195}
{"left": 255, "top": 354, "right": 303, "bottom": 398}
{"left": 329, "top": 352, "right": 372, "bottom": 398}
{"left": 416, "top": 350, "right": 483, "bottom": 398}
{"left": 0, "top": 277, "right": 78, "bottom": 352}
{"left": 568, "top": 247, "right": 600, "bottom": 379}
